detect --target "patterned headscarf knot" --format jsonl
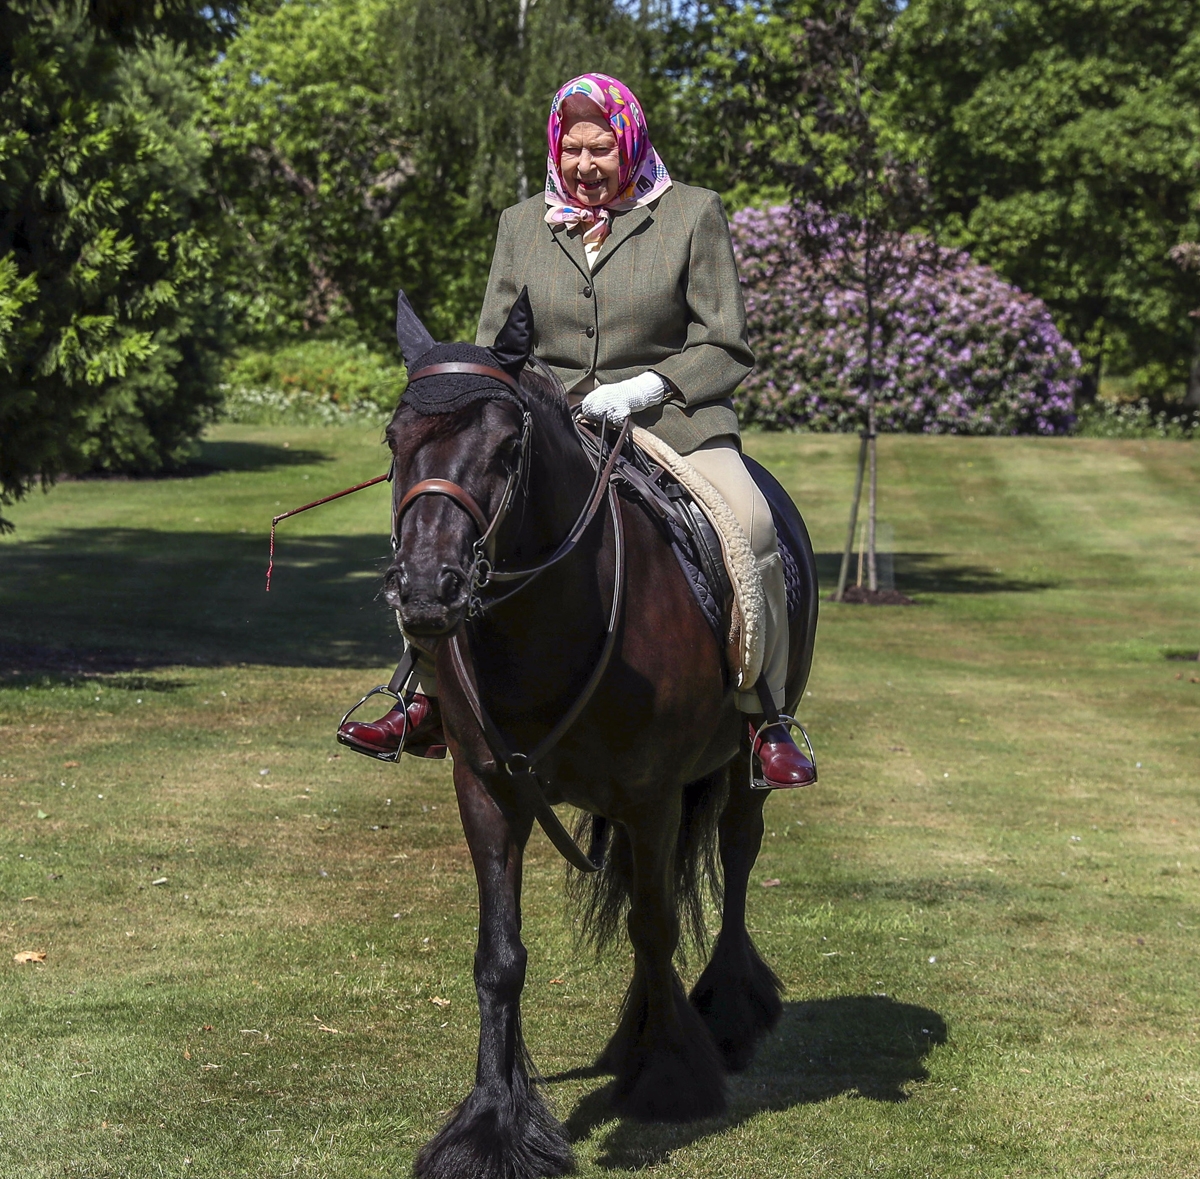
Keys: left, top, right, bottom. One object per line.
{"left": 543, "top": 73, "right": 672, "bottom": 246}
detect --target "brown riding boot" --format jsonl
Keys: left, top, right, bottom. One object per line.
{"left": 749, "top": 721, "right": 816, "bottom": 788}
{"left": 338, "top": 693, "right": 447, "bottom": 759}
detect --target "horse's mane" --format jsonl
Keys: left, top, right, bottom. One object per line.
{"left": 517, "top": 357, "right": 574, "bottom": 432}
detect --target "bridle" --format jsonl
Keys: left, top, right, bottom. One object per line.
{"left": 391, "top": 361, "right": 629, "bottom": 618}
{"left": 390, "top": 364, "right": 532, "bottom": 615}
{"left": 389, "top": 361, "right": 632, "bottom": 873}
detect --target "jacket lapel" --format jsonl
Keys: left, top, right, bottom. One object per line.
{"left": 591, "top": 203, "right": 655, "bottom": 275}
{"left": 549, "top": 222, "right": 590, "bottom": 279}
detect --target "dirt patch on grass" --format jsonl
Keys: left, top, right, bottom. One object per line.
{"left": 832, "top": 587, "right": 917, "bottom": 606}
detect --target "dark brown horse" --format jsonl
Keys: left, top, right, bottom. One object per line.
{"left": 384, "top": 292, "right": 818, "bottom": 1179}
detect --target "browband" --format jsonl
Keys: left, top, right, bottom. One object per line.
{"left": 407, "top": 362, "right": 523, "bottom": 396}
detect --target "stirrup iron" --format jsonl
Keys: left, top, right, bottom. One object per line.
{"left": 749, "top": 713, "right": 818, "bottom": 791}
{"left": 336, "top": 685, "right": 406, "bottom": 762}
{"left": 749, "top": 679, "right": 817, "bottom": 791}
{"left": 334, "top": 647, "right": 420, "bottom": 763}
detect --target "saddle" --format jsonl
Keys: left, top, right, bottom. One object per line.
{"left": 579, "top": 425, "right": 783, "bottom": 691}
{"left": 616, "top": 443, "right": 733, "bottom": 636}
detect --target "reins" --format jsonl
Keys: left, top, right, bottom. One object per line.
{"left": 446, "top": 470, "right": 626, "bottom": 873}
{"left": 265, "top": 362, "right": 633, "bottom": 873}
{"left": 266, "top": 470, "right": 392, "bottom": 592}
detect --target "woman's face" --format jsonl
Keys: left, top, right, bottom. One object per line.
{"left": 559, "top": 109, "right": 621, "bottom": 207}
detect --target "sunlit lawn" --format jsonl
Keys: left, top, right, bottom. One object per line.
{"left": 1, "top": 424, "right": 1198, "bottom": 1178}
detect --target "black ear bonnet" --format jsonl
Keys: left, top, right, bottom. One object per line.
{"left": 396, "top": 286, "right": 534, "bottom": 417}
{"left": 402, "top": 343, "right": 525, "bottom": 416}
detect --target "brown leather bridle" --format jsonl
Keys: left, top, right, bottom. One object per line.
{"left": 390, "top": 361, "right": 628, "bottom": 617}
{"left": 389, "top": 363, "right": 533, "bottom": 609}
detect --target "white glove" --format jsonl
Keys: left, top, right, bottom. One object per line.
{"left": 580, "top": 371, "right": 667, "bottom": 426}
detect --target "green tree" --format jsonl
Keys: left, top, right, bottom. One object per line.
{"left": 0, "top": 1, "right": 230, "bottom": 527}
{"left": 209, "top": 0, "right": 660, "bottom": 347}
{"left": 890, "top": 0, "right": 1200, "bottom": 402}
{"left": 663, "top": 2, "right": 931, "bottom": 597}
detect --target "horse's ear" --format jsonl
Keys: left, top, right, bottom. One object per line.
{"left": 490, "top": 286, "right": 534, "bottom": 375}
{"left": 395, "top": 289, "right": 436, "bottom": 365}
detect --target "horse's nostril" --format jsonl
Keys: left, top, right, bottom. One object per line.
{"left": 385, "top": 566, "right": 409, "bottom": 603}
{"left": 437, "top": 567, "right": 463, "bottom": 604}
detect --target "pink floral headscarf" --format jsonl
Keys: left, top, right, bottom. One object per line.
{"left": 543, "top": 73, "right": 672, "bottom": 244}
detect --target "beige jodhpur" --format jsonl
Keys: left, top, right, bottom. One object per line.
{"left": 403, "top": 437, "right": 788, "bottom": 714}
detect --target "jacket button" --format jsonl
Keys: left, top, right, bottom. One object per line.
{"left": 585, "top": 326, "right": 595, "bottom": 338}
{"left": 583, "top": 285, "right": 592, "bottom": 298}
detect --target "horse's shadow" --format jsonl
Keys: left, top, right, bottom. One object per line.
{"left": 551, "top": 994, "right": 947, "bottom": 1169}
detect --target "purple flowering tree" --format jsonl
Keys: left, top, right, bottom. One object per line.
{"left": 731, "top": 205, "right": 1082, "bottom": 437}
{"left": 707, "top": 1, "right": 1082, "bottom": 598}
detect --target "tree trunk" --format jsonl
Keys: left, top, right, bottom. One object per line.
{"left": 834, "top": 433, "right": 869, "bottom": 601}
{"left": 867, "top": 428, "right": 878, "bottom": 592}
{"left": 865, "top": 269, "right": 878, "bottom": 593}
{"left": 514, "top": 0, "right": 530, "bottom": 202}
{"left": 1187, "top": 319, "right": 1200, "bottom": 408}
{"left": 1077, "top": 348, "right": 1102, "bottom": 407}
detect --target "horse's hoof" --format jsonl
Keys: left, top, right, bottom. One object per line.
{"left": 413, "top": 1080, "right": 573, "bottom": 1179}
{"left": 611, "top": 1040, "right": 728, "bottom": 1123}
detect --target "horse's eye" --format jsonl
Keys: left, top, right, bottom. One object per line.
{"left": 498, "top": 437, "right": 522, "bottom": 472}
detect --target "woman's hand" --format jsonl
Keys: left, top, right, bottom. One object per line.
{"left": 580, "top": 372, "right": 666, "bottom": 426}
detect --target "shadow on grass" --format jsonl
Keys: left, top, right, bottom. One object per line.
{"left": 187, "top": 439, "right": 336, "bottom": 474}
{"left": 557, "top": 994, "right": 947, "bottom": 1169}
{"left": 2, "top": 534, "right": 1056, "bottom": 682}
{"left": 0, "top": 528, "right": 399, "bottom": 677}
{"left": 814, "top": 551, "right": 1056, "bottom": 596}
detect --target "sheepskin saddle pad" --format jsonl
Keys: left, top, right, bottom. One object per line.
{"left": 630, "top": 427, "right": 766, "bottom": 692}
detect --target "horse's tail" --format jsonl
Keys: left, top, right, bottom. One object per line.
{"left": 567, "top": 769, "right": 728, "bottom": 956}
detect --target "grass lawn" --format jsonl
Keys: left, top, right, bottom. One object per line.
{"left": 1, "top": 424, "right": 1198, "bottom": 1178}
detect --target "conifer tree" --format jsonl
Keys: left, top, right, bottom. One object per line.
{"left": 0, "top": 1, "right": 232, "bottom": 526}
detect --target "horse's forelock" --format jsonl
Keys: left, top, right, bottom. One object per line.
{"left": 386, "top": 397, "right": 492, "bottom": 456}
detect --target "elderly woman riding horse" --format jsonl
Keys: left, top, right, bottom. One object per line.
{"left": 325, "top": 74, "right": 819, "bottom": 1179}
{"left": 340, "top": 73, "right": 814, "bottom": 789}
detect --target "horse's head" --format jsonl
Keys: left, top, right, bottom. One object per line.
{"left": 383, "top": 289, "right": 536, "bottom": 636}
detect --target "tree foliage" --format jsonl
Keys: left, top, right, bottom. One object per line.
{"left": 889, "top": 0, "right": 1200, "bottom": 401}
{"left": 209, "top": 0, "right": 661, "bottom": 346}
{"left": 661, "top": 2, "right": 903, "bottom": 203}
{"left": 732, "top": 205, "right": 1080, "bottom": 434}
{"left": 0, "top": 2, "right": 229, "bottom": 524}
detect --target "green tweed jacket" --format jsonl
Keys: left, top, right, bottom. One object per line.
{"left": 475, "top": 182, "right": 754, "bottom": 456}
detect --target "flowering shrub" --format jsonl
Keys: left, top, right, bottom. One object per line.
{"left": 1074, "top": 399, "right": 1197, "bottom": 440}
{"left": 730, "top": 205, "right": 1081, "bottom": 434}
{"left": 220, "top": 340, "right": 405, "bottom": 425}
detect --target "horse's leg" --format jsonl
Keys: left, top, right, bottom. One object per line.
{"left": 603, "top": 807, "right": 727, "bottom": 1122}
{"left": 689, "top": 750, "right": 783, "bottom": 1071}
{"left": 414, "top": 769, "right": 572, "bottom": 1179}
